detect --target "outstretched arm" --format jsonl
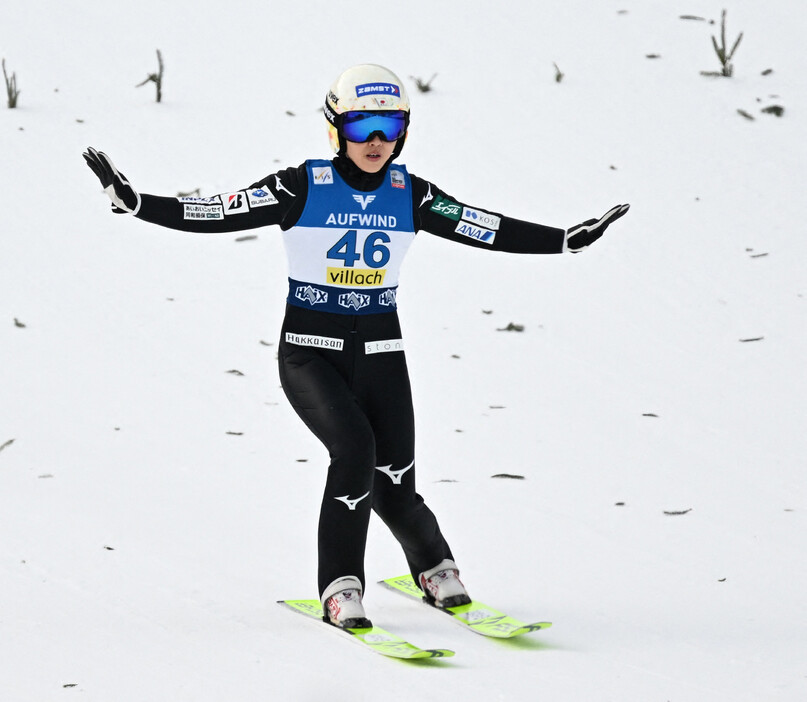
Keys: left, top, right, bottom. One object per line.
{"left": 83, "top": 146, "right": 306, "bottom": 233}
{"left": 410, "top": 174, "right": 628, "bottom": 254}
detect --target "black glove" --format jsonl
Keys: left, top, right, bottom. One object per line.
{"left": 565, "top": 204, "right": 630, "bottom": 252}
{"left": 82, "top": 147, "right": 141, "bottom": 214}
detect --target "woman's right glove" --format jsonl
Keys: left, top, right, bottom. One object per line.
{"left": 564, "top": 203, "right": 630, "bottom": 253}
{"left": 83, "top": 147, "right": 141, "bottom": 214}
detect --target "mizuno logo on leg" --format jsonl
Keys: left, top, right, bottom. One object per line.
{"left": 334, "top": 492, "right": 370, "bottom": 510}
{"left": 375, "top": 460, "right": 414, "bottom": 485}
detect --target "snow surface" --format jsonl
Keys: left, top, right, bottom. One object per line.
{"left": 2, "top": 1, "right": 806, "bottom": 700}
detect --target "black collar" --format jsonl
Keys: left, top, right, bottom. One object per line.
{"left": 332, "top": 155, "right": 392, "bottom": 192}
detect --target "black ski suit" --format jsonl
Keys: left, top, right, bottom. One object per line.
{"left": 132, "top": 155, "right": 565, "bottom": 596}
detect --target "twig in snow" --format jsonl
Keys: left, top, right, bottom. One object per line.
{"left": 136, "top": 49, "right": 164, "bottom": 102}
{"left": 411, "top": 73, "right": 438, "bottom": 93}
{"left": 3, "top": 58, "right": 20, "bottom": 108}
{"left": 701, "top": 10, "right": 743, "bottom": 78}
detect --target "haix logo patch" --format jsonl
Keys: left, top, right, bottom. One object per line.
{"left": 378, "top": 289, "right": 397, "bottom": 307}
{"left": 338, "top": 291, "right": 371, "bottom": 311}
{"left": 356, "top": 82, "right": 400, "bottom": 98}
{"left": 312, "top": 166, "right": 333, "bottom": 185}
{"left": 295, "top": 285, "right": 328, "bottom": 306}
{"left": 352, "top": 194, "right": 376, "bottom": 210}
{"left": 430, "top": 196, "right": 462, "bottom": 221}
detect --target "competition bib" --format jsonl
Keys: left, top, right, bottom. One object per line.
{"left": 283, "top": 160, "right": 415, "bottom": 314}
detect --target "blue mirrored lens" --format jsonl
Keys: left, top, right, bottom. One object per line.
{"left": 341, "top": 111, "right": 407, "bottom": 142}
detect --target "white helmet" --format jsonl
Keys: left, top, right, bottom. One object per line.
{"left": 324, "top": 64, "right": 410, "bottom": 156}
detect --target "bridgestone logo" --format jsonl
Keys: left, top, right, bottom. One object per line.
{"left": 285, "top": 333, "right": 344, "bottom": 351}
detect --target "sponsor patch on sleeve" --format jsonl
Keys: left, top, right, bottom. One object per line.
{"left": 248, "top": 185, "right": 278, "bottom": 208}
{"left": 177, "top": 195, "right": 221, "bottom": 205}
{"left": 462, "top": 207, "right": 501, "bottom": 231}
{"left": 454, "top": 220, "right": 496, "bottom": 244}
{"left": 222, "top": 191, "right": 250, "bottom": 215}
{"left": 429, "top": 195, "right": 462, "bottom": 221}
{"left": 183, "top": 203, "right": 224, "bottom": 220}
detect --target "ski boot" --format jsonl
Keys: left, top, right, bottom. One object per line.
{"left": 419, "top": 559, "right": 472, "bottom": 608}
{"left": 322, "top": 576, "right": 372, "bottom": 629}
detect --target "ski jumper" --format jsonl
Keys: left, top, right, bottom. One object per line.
{"left": 132, "top": 155, "right": 566, "bottom": 596}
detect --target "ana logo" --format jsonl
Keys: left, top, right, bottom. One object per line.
{"left": 312, "top": 166, "right": 334, "bottom": 185}
{"left": 335, "top": 492, "right": 370, "bottom": 510}
{"left": 338, "top": 291, "right": 371, "bottom": 311}
{"left": 355, "top": 82, "right": 400, "bottom": 97}
{"left": 455, "top": 221, "right": 496, "bottom": 244}
{"left": 295, "top": 285, "right": 328, "bottom": 306}
{"left": 352, "top": 194, "right": 376, "bottom": 210}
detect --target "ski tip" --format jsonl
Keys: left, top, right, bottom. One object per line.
{"left": 514, "top": 622, "right": 553, "bottom": 635}
{"left": 416, "top": 648, "right": 455, "bottom": 659}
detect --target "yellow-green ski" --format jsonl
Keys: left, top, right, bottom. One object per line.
{"left": 378, "top": 575, "right": 552, "bottom": 639}
{"left": 278, "top": 599, "right": 454, "bottom": 659}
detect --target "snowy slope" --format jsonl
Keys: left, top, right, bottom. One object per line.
{"left": 2, "top": 1, "right": 806, "bottom": 700}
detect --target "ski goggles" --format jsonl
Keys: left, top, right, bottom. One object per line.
{"left": 340, "top": 110, "right": 408, "bottom": 143}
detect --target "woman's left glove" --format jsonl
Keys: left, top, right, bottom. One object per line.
{"left": 83, "top": 146, "right": 141, "bottom": 214}
{"left": 565, "top": 203, "right": 629, "bottom": 252}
